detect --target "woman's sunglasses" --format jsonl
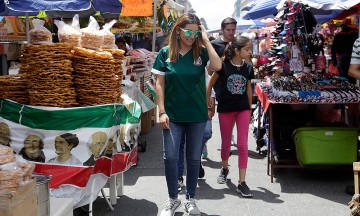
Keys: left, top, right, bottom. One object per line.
{"left": 179, "top": 27, "right": 200, "bottom": 38}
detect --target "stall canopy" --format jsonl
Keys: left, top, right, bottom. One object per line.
{"left": 244, "top": 0, "right": 360, "bottom": 20}
{"left": 236, "top": 17, "right": 266, "bottom": 30}
{"left": 0, "top": 0, "right": 122, "bottom": 17}
{"left": 243, "top": 0, "right": 280, "bottom": 20}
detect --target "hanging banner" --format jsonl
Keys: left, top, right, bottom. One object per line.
{"left": 121, "top": 0, "right": 153, "bottom": 16}
{"left": 0, "top": 99, "right": 140, "bottom": 208}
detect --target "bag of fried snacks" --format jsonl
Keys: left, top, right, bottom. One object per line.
{"left": 80, "top": 16, "right": 103, "bottom": 51}
{"left": 101, "top": 20, "right": 117, "bottom": 49}
{"left": 54, "top": 14, "right": 81, "bottom": 47}
{"left": 29, "top": 19, "right": 52, "bottom": 45}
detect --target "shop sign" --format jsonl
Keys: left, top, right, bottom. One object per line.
{"left": 121, "top": 0, "right": 153, "bottom": 17}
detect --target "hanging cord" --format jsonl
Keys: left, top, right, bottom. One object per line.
{"left": 18, "top": 105, "right": 24, "bottom": 125}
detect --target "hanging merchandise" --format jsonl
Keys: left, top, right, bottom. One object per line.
{"left": 315, "top": 52, "right": 326, "bottom": 71}
{"left": 328, "top": 62, "right": 339, "bottom": 75}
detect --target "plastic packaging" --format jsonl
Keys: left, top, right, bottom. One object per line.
{"left": 101, "top": 20, "right": 117, "bottom": 49}
{"left": 54, "top": 14, "right": 81, "bottom": 47}
{"left": 80, "top": 16, "right": 103, "bottom": 51}
{"left": 29, "top": 19, "right": 52, "bottom": 45}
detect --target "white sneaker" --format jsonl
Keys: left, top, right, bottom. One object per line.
{"left": 160, "top": 198, "right": 181, "bottom": 216}
{"left": 184, "top": 198, "right": 201, "bottom": 216}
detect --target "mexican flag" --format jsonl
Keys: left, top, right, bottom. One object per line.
{"left": 0, "top": 99, "right": 141, "bottom": 208}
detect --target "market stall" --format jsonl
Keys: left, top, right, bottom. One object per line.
{"left": 0, "top": 3, "right": 146, "bottom": 215}
{"left": 249, "top": 0, "right": 360, "bottom": 183}
{"left": 255, "top": 77, "right": 360, "bottom": 182}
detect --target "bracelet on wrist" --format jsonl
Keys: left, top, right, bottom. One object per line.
{"left": 159, "top": 112, "right": 166, "bottom": 117}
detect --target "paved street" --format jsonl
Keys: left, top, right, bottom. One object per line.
{"left": 77, "top": 112, "right": 354, "bottom": 216}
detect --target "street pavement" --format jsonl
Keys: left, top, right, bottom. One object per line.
{"left": 76, "top": 112, "right": 354, "bottom": 216}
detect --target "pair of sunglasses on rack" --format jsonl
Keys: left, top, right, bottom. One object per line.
{"left": 179, "top": 27, "right": 200, "bottom": 38}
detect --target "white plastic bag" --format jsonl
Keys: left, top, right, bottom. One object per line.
{"left": 54, "top": 14, "right": 81, "bottom": 47}
{"left": 29, "top": 19, "right": 52, "bottom": 45}
{"left": 101, "top": 19, "right": 117, "bottom": 49}
{"left": 80, "top": 16, "right": 103, "bottom": 50}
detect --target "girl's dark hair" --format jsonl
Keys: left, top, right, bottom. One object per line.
{"left": 224, "top": 35, "right": 250, "bottom": 60}
{"left": 60, "top": 133, "right": 79, "bottom": 149}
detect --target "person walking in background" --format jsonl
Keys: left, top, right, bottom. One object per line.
{"left": 207, "top": 36, "right": 254, "bottom": 198}
{"left": 349, "top": 37, "right": 360, "bottom": 80}
{"left": 152, "top": 13, "right": 221, "bottom": 216}
{"left": 211, "top": 17, "right": 237, "bottom": 146}
{"left": 211, "top": 17, "right": 237, "bottom": 99}
{"left": 331, "top": 18, "right": 358, "bottom": 83}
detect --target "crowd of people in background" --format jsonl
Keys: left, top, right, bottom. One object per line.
{"left": 114, "top": 13, "right": 360, "bottom": 216}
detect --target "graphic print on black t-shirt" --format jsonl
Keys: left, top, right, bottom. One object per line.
{"left": 227, "top": 74, "right": 247, "bottom": 95}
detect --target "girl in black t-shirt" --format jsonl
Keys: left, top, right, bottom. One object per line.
{"left": 207, "top": 36, "right": 254, "bottom": 198}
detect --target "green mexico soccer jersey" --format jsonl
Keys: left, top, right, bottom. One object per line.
{"left": 152, "top": 46, "right": 209, "bottom": 122}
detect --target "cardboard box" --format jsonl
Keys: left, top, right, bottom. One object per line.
{"left": 0, "top": 179, "right": 38, "bottom": 216}
{"left": 140, "top": 110, "right": 153, "bottom": 135}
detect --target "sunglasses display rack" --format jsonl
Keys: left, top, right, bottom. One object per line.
{"left": 259, "top": 75, "right": 360, "bottom": 103}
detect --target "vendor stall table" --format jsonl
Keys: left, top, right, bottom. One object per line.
{"left": 255, "top": 83, "right": 359, "bottom": 183}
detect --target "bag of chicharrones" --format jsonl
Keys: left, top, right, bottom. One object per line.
{"left": 101, "top": 19, "right": 117, "bottom": 49}
{"left": 54, "top": 14, "right": 81, "bottom": 47}
{"left": 80, "top": 16, "right": 103, "bottom": 51}
{"left": 29, "top": 19, "right": 52, "bottom": 45}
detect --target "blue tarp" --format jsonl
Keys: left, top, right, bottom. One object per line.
{"left": 236, "top": 18, "right": 266, "bottom": 30}
{"left": 0, "top": 0, "right": 122, "bottom": 17}
{"left": 6, "top": 0, "right": 91, "bottom": 12}
{"left": 244, "top": 0, "right": 280, "bottom": 20}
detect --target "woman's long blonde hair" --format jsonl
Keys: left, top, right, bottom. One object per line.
{"left": 168, "top": 13, "right": 202, "bottom": 63}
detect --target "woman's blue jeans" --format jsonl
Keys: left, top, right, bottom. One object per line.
{"left": 178, "top": 120, "right": 212, "bottom": 177}
{"left": 163, "top": 121, "right": 206, "bottom": 199}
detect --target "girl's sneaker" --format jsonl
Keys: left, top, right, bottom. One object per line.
{"left": 201, "top": 145, "right": 208, "bottom": 159}
{"left": 217, "top": 168, "right": 229, "bottom": 184}
{"left": 237, "top": 181, "right": 253, "bottom": 198}
{"left": 178, "top": 176, "right": 184, "bottom": 192}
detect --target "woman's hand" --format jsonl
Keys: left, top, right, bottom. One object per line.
{"left": 159, "top": 114, "right": 170, "bottom": 129}
{"left": 199, "top": 25, "right": 209, "bottom": 42}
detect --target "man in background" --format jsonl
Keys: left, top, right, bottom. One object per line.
{"left": 331, "top": 18, "right": 358, "bottom": 83}
{"left": 349, "top": 37, "right": 360, "bottom": 80}
{"left": 211, "top": 17, "right": 237, "bottom": 146}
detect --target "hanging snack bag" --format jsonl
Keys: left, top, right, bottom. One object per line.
{"left": 29, "top": 19, "right": 52, "bottom": 45}
{"left": 80, "top": 16, "right": 103, "bottom": 51}
{"left": 101, "top": 20, "right": 117, "bottom": 49}
{"left": 54, "top": 14, "right": 81, "bottom": 47}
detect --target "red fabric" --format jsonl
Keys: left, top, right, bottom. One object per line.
{"left": 255, "top": 83, "right": 270, "bottom": 113}
{"left": 328, "top": 62, "right": 339, "bottom": 75}
{"left": 34, "top": 148, "right": 138, "bottom": 189}
{"left": 34, "top": 164, "right": 93, "bottom": 188}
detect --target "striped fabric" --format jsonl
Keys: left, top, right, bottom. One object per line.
{"left": 350, "top": 38, "right": 360, "bottom": 64}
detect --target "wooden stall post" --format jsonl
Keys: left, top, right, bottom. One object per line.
{"left": 354, "top": 162, "right": 360, "bottom": 194}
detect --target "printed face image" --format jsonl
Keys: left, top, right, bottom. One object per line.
{"left": 0, "top": 122, "right": 10, "bottom": 146}
{"left": 89, "top": 132, "right": 107, "bottom": 158}
{"left": 55, "top": 136, "right": 73, "bottom": 156}
{"left": 24, "top": 135, "right": 42, "bottom": 159}
{"left": 105, "top": 138, "right": 115, "bottom": 155}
